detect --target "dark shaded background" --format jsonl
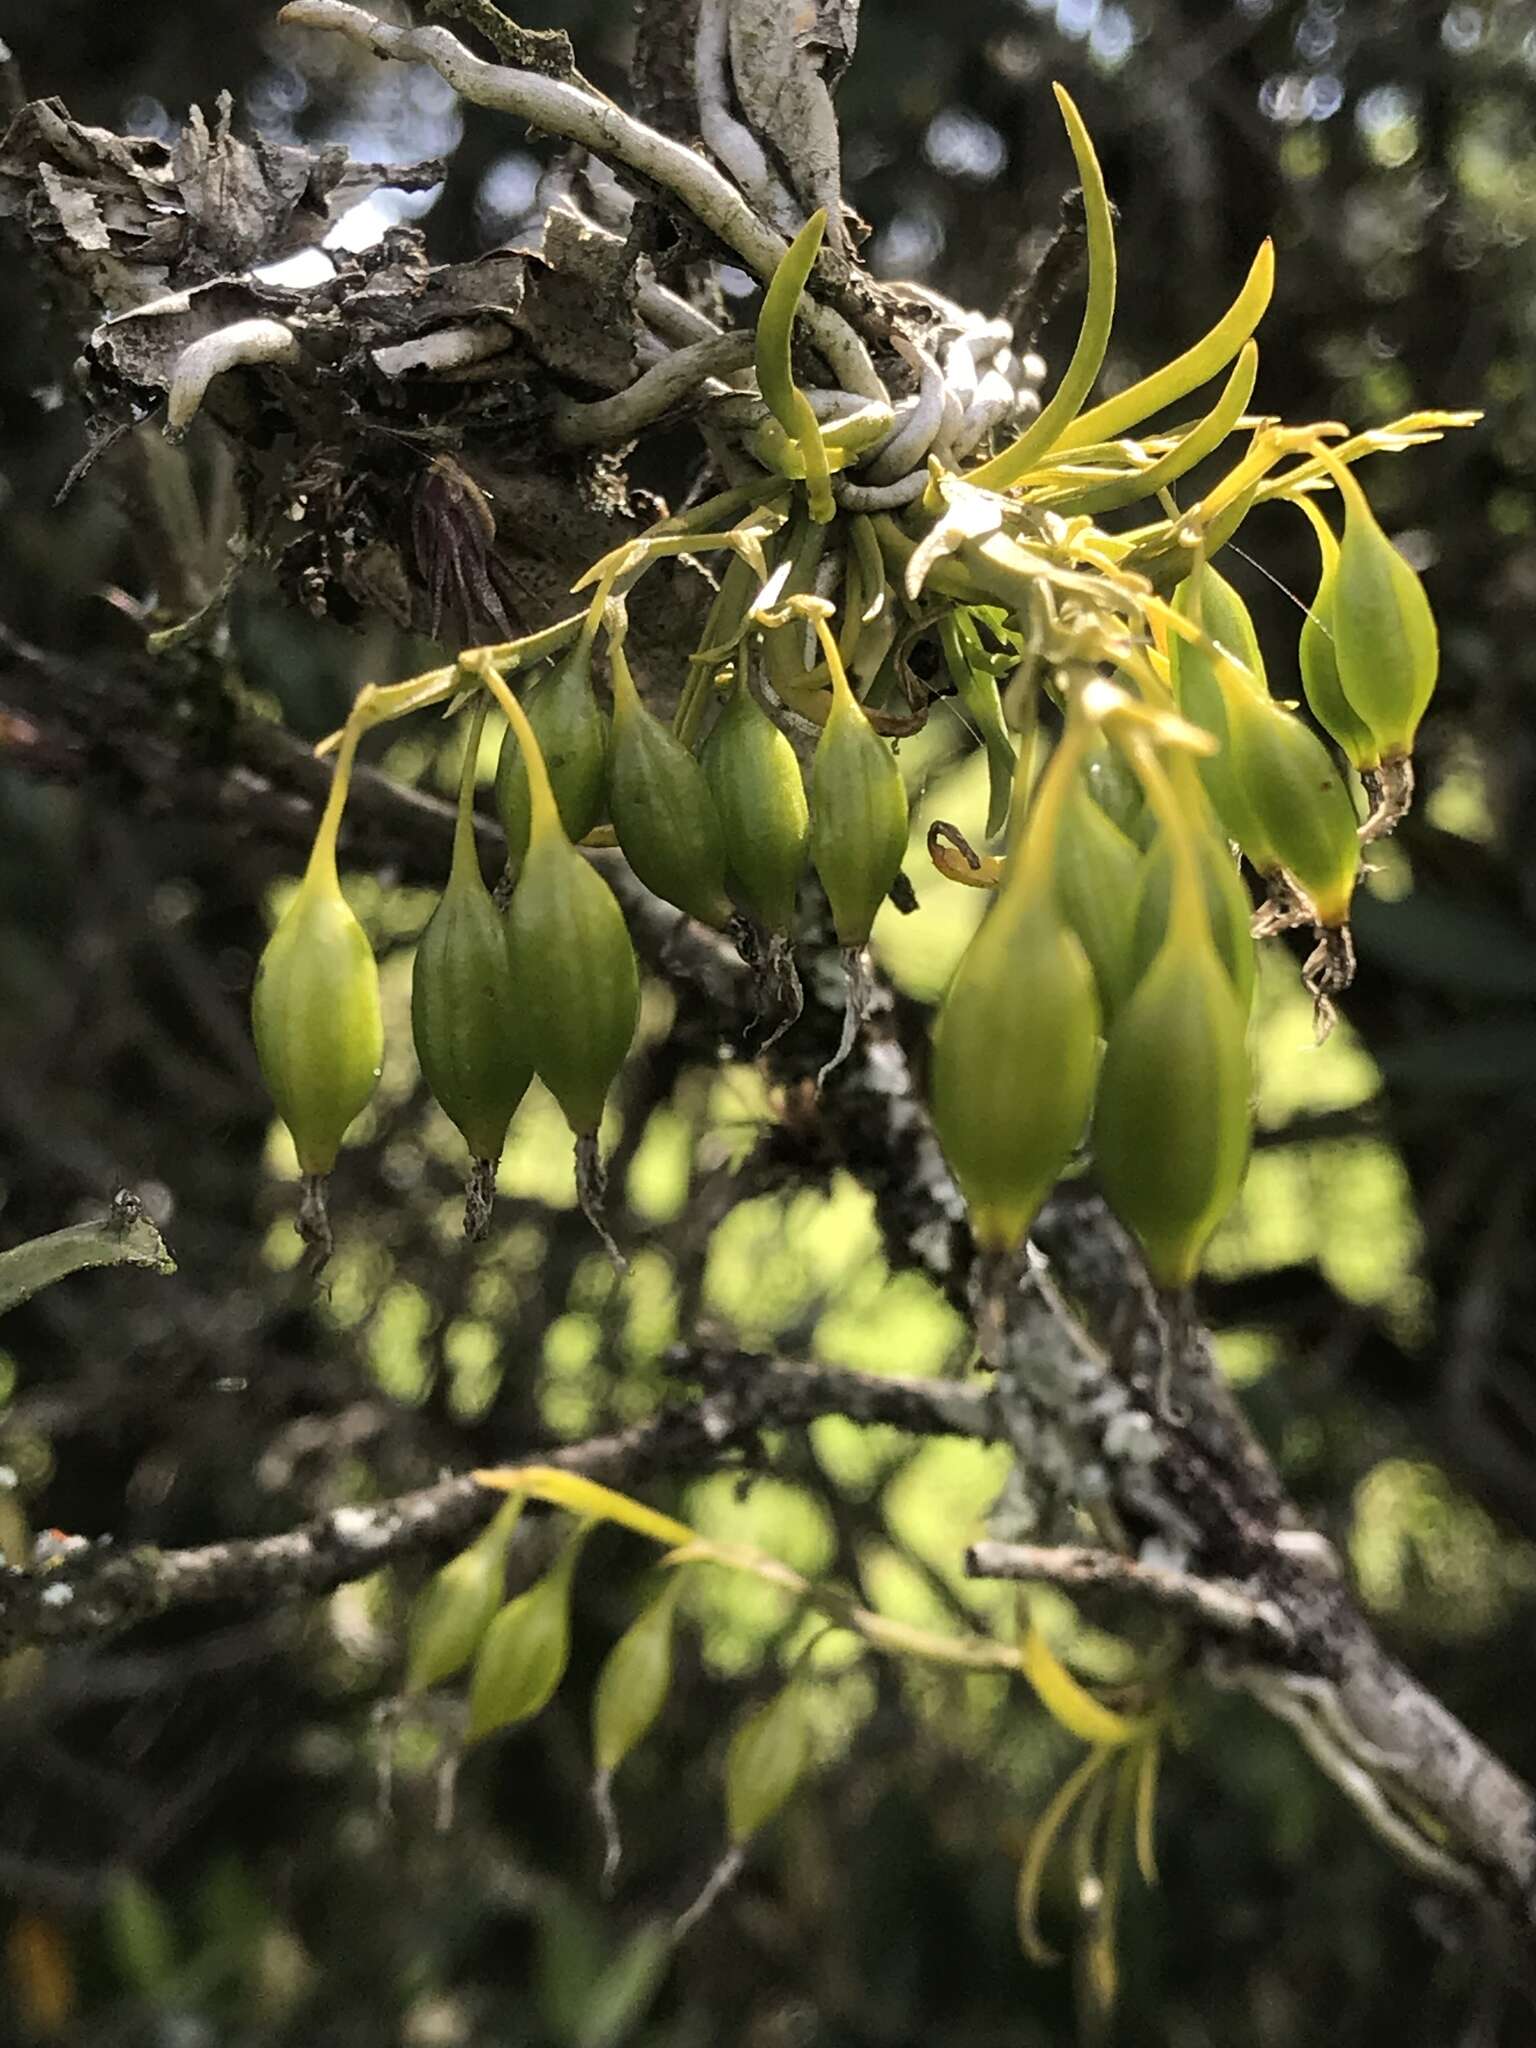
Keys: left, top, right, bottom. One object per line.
{"left": 3, "top": 2, "right": 1536, "bottom": 2043}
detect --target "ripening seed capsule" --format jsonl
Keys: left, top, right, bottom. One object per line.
{"left": 504, "top": 775, "right": 639, "bottom": 1146}
{"left": 701, "top": 674, "right": 810, "bottom": 935}
{"left": 405, "top": 1495, "right": 524, "bottom": 1693}
{"left": 931, "top": 880, "right": 1101, "bottom": 1254}
{"left": 1092, "top": 900, "right": 1253, "bottom": 1289}
{"left": 1128, "top": 786, "right": 1256, "bottom": 1013}
{"left": 251, "top": 766, "right": 382, "bottom": 1178}
{"left": 493, "top": 639, "right": 610, "bottom": 878}
{"left": 467, "top": 1525, "right": 585, "bottom": 1743}
{"left": 606, "top": 642, "right": 735, "bottom": 928}
{"left": 1326, "top": 456, "right": 1440, "bottom": 762}
{"left": 1083, "top": 740, "right": 1154, "bottom": 850}
{"left": 412, "top": 708, "right": 533, "bottom": 1198}
{"left": 591, "top": 1575, "right": 682, "bottom": 1779}
{"left": 809, "top": 652, "right": 909, "bottom": 947}
{"left": 1217, "top": 667, "right": 1360, "bottom": 927}
{"left": 1169, "top": 564, "right": 1281, "bottom": 875}
{"left": 1294, "top": 495, "right": 1379, "bottom": 774}
{"left": 725, "top": 1685, "right": 812, "bottom": 1844}
{"left": 1054, "top": 772, "right": 1143, "bottom": 1023}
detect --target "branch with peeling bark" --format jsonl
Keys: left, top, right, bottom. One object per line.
{"left": 965, "top": 1540, "right": 1294, "bottom": 1652}
{"left": 0, "top": 1356, "right": 995, "bottom": 1654}
{"left": 278, "top": 0, "right": 883, "bottom": 400}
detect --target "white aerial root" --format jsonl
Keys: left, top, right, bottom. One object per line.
{"left": 371, "top": 319, "right": 514, "bottom": 378}
{"left": 279, "top": 0, "right": 884, "bottom": 401}
{"left": 553, "top": 331, "right": 757, "bottom": 446}
{"left": 165, "top": 318, "right": 301, "bottom": 439}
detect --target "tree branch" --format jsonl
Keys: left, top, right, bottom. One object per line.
{"left": 0, "top": 624, "right": 751, "bottom": 1016}
{"left": 0, "top": 1356, "right": 996, "bottom": 1654}
{"left": 278, "top": 0, "right": 883, "bottom": 399}
{"left": 964, "top": 1539, "right": 1294, "bottom": 1651}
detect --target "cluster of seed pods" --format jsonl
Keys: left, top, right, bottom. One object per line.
{"left": 251, "top": 597, "right": 909, "bottom": 1259}
{"left": 249, "top": 87, "right": 1456, "bottom": 1291}
{"left": 929, "top": 491, "right": 1441, "bottom": 1299}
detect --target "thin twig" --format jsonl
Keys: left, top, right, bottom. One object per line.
{"left": 964, "top": 1540, "right": 1293, "bottom": 1651}
{"left": 0, "top": 1357, "right": 996, "bottom": 1653}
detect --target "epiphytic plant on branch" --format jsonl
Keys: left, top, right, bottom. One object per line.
{"left": 3, "top": 0, "right": 1530, "bottom": 2027}
{"left": 235, "top": 32, "right": 1469, "bottom": 1295}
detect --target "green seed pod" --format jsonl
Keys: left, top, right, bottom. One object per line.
{"left": 1326, "top": 455, "right": 1439, "bottom": 760}
{"left": 1054, "top": 772, "right": 1143, "bottom": 1024}
{"left": 725, "top": 1685, "right": 812, "bottom": 1844}
{"left": 103, "top": 1872, "right": 179, "bottom": 1998}
{"left": 405, "top": 1495, "right": 524, "bottom": 1694}
{"left": 467, "top": 1525, "right": 586, "bottom": 1744}
{"left": 701, "top": 673, "right": 810, "bottom": 935}
{"left": 501, "top": 713, "right": 639, "bottom": 1144}
{"left": 493, "top": 639, "right": 610, "bottom": 877}
{"left": 1083, "top": 740, "right": 1154, "bottom": 850}
{"left": 606, "top": 642, "right": 735, "bottom": 928}
{"left": 1294, "top": 495, "right": 1379, "bottom": 774}
{"left": 1217, "top": 666, "right": 1360, "bottom": 927}
{"left": 1128, "top": 779, "right": 1256, "bottom": 1013}
{"left": 412, "top": 707, "right": 533, "bottom": 1207}
{"left": 251, "top": 740, "right": 382, "bottom": 1178}
{"left": 1092, "top": 901, "right": 1252, "bottom": 1290}
{"left": 592, "top": 1575, "right": 682, "bottom": 1778}
{"left": 930, "top": 797, "right": 1101, "bottom": 1253}
{"left": 809, "top": 652, "right": 909, "bottom": 948}
{"left": 1169, "top": 564, "right": 1281, "bottom": 874}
